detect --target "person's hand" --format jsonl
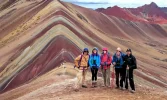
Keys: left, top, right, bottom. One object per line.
{"left": 104, "top": 62, "right": 107, "bottom": 66}
{"left": 100, "top": 65, "right": 102, "bottom": 69}
{"left": 113, "top": 62, "right": 116, "bottom": 65}
{"left": 95, "top": 64, "right": 97, "bottom": 67}
{"left": 127, "top": 65, "right": 129, "bottom": 70}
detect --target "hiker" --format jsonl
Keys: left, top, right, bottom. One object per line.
{"left": 89, "top": 47, "right": 101, "bottom": 88}
{"left": 100, "top": 48, "right": 112, "bottom": 87}
{"left": 124, "top": 49, "right": 137, "bottom": 93}
{"left": 112, "top": 47, "right": 125, "bottom": 89}
{"left": 74, "top": 48, "right": 90, "bottom": 90}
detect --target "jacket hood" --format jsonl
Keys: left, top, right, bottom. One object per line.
{"left": 83, "top": 48, "right": 89, "bottom": 54}
{"left": 92, "top": 47, "right": 99, "bottom": 54}
{"left": 102, "top": 47, "right": 108, "bottom": 51}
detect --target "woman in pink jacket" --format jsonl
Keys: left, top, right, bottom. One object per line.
{"left": 100, "top": 48, "right": 112, "bottom": 87}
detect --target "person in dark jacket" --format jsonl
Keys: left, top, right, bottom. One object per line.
{"left": 124, "top": 49, "right": 137, "bottom": 93}
{"left": 112, "top": 47, "right": 125, "bottom": 89}
{"left": 89, "top": 47, "right": 101, "bottom": 87}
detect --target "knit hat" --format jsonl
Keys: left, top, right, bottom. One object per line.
{"left": 102, "top": 47, "right": 108, "bottom": 51}
{"left": 116, "top": 47, "right": 121, "bottom": 52}
{"left": 126, "top": 48, "right": 132, "bottom": 52}
{"left": 83, "top": 48, "right": 89, "bottom": 53}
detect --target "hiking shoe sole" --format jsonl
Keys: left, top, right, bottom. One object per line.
{"left": 82, "top": 85, "right": 88, "bottom": 88}
{"left": 130, "top": 90, "right": 136, "bottom": 93}
{"left": 74, "top": 89, "right": 79, "bottom": 92}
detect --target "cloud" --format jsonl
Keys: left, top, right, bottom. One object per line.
{"left": 62, "top": 0, "right": 167, "bottom": 8}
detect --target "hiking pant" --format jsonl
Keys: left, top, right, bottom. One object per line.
{"left": 125, "top": 68, "right": 135, "bottom": 90}
{"left": 101, "top": 67, "right": 110, "bottom": 86}
{"left": 121, "top": 68, "right": 127, "bottom": 88}
{"left": 115, "top": 68, "right": 125, "bottom": 88}
{"left": 75, "top": 69, "right": 88, "bottom": 88}
{"left": 91, "top": 67, "right": 98, "bottom": 81}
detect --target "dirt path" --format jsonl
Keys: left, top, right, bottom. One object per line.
{"left": 15, "top": 79, "right": 167, "bottom": 100}
{"left": 0, "top": 63, "right": 167, "bottom": 100}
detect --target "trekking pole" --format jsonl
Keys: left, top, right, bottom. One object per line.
{"left": 125, "top": 67, "right": 129, "bottom": 90}
{"left": 111, "top": 66, "right": 115, "bottom": 88}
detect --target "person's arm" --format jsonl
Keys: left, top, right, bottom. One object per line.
{"left": 122, "top": 53, "right": 126, "bottom": 57}
{"left": 74, "top": 55, "right": 81, "bottom": 67}
{"left": 89, "top": 55, "right": 93, "bottom": 68}
{"left": 131, "top": 56, "right": 137, "bottom": 69}
{"left": 112, "top": 56, "right": 116, "bottom": 65}
{"left": 97, "top": 55, "right": 101, "bottom": 68}
{"left": 107, "top": 55, "right": 112, "bottom": 65}
{"left": 100, "top": 55, "right": 105, "bottom": 66}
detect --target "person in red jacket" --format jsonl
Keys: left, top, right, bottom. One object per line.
{"left": 100, "top": 48, "right": 112, "bottom": 87}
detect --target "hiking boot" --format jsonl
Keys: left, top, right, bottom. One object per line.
{"left": 115, "top": 86, "right": 119, "bottom": 89}
{"left": 82, "top": 85, "right": 88, "bottom": 88}
{"left": 130, "top": 90, "right": 136, "bottom": 93}
{"left": 107, "top": 85, "right": 111, "bottom": 88}
{"left": 120, "top": 87, "right": 125, "bottom": 90}
{"left": 94, "top": 81, "right": 97, "bottom": 87}
{"left": 91, "top": 81, "right": 95, "bottom": 88}
{"left": 120, "top": 87, "right": 123, "bottom": 90}
{"left": 74, "top": 89, "right": 79, "bottom": 92}
{"left": 102, "top": 83, "right": 106, "bottom": 87}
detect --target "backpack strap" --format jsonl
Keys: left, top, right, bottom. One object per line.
{"left": 107, "top": 53, "right": 111, "bottom": 60}
{"left": 87, "top": 55, "right": 90, "bottom": 67}
{"left": 101, "top": 53, "right": 110, "bottom": 61}
{"left": 78, "top": 55, "right": 83, "bottom": 67}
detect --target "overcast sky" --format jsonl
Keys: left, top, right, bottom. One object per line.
{"left": 62, "top": 0, "right": 167, "bottom": 9}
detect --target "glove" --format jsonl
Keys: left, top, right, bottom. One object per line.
{"left": 104, "top": 62, "right": 107, "bottom": 66}
{"left": 113, "top": 62, "right": 116, "bottom": 66}
{"left": 101, "top": 62, "right": 105, "bottom": 66}
{"left": 98, "top": 66, "right": 100, "bottom": 69}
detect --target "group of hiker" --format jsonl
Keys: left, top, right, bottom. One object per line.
{"left": 74, "top": 47, "right": 137, "bottom": 93}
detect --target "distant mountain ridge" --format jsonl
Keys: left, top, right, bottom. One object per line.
{"left": 96, "top": 2, "right": 167, "bottom": 24}
{"left": 161, "top": 7, "right": 167, "bottom": 14}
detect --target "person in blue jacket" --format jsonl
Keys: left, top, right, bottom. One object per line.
{"left": 112, "top": 47, "right": 126, "bottom": 89}
{"left": 89, "top": 47, "right": 101, "bottom": 88}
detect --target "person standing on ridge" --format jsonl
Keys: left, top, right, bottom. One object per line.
{"left": 100, "top": 48, "right": 112, "bottom": 87}
{"left": 112, "top": 47, "right": 126, "bottom": 89}
{"left": 124, "top": 49, "right": 137, "bottom": 93}
{"left": 74, "top": 48, "right": 90, "bottom": 91}
{"left": 89, "top": 47, "right": 101, "bottom": 88}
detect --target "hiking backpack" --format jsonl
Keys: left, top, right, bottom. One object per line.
{"left": 74, "top": 54, "right": 90, "bottom": 68}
